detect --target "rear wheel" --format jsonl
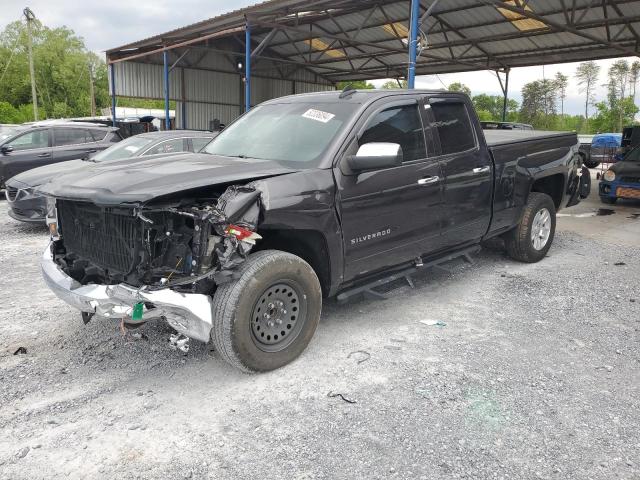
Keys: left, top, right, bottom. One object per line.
{"left": 505, "top": 192, "right": 556, "bottom": 263}
{"left": 210, "top": 250, "right": 322, "bottom": 372}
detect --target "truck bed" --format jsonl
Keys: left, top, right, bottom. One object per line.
{"left": 483, "top": 129, "right": 577, "bottom": 147}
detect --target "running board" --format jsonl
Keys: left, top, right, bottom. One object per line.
{"left": 336, "top": 245, "right": 480, "bottom": 304}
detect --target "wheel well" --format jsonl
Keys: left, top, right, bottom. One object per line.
{"left": 254, "top": 229, "right": 331, "bottom": 297}
{"left": 531, "top": 174, "right": 564, "bottom": 209}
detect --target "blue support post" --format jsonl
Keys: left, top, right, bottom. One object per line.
{"left": 408, "top": 0, "right": 420, "bottom": 89}
{"left": 163, "top": 50, "right": 170, "bottom": 130}
{"left": 245, "top": 20, "right": 251, "bottom": 112}
{"left": 110, "top": 64, "right": 117, "bottom": 127}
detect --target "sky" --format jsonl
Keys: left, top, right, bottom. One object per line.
{"left": 2, "top": 0, "right": 636, "bottom": 117}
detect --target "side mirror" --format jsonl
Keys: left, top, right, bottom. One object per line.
{"left": 347, "top": 143, "right": 403, "bottom": 172}
{"left": 1, "top": 145, "right": 13, "bottom": 155}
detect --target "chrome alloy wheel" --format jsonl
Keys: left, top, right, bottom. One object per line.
{"left": 531, "top": 207, "right": 551, "bottom": 251}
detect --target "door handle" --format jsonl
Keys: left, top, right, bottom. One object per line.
{"left": 37, "top": 152, "right": 51, "bottom": 158}
{"left": 473, "top": 166, "right": 490, "bottom": 174}
{"left": 417, "top": 176, "right": 440, "bottom": 185}
{"left": 86, "top": 149, "right": 97, "bottom": 153}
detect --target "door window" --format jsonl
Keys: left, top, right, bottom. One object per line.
{"left": 54, "top": 128, "right": 93, "bottom": 146}
{"left": 143, "top": 138, "right": 185, "bottom": 155}
{"left": 7, "top": 130, "right": 49, "bottom": 150}
{"left": 360, "top": 104, "right": 426, "bottom": 162}
{"left": 191, "top": 137, "right": 212, "bottom": 152}
{"left": 429, "top": 101, "right": 477, "bottom": 155}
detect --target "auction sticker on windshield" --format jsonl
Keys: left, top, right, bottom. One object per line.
{"left": 302, "top": 108, "right": 335, "bottom": 123}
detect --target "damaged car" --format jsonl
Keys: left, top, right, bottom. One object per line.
{"left": 39, "top": 89, "right": 586, "bottom": 372}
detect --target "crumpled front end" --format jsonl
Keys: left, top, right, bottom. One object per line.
{"left": 42, "top": 183, "right": 265, "bottom": 341}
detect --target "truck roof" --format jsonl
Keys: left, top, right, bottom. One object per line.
{"left": 262, "top": 89, "right": 453, "bottom": 104}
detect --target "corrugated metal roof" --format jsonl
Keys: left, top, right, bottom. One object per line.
{"left": 107, "top": 0, "right": 640, "bottom": 82}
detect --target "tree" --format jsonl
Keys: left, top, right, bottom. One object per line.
{"left": 607, "top": 60, "right": 632, "bottom": 132}
{"left": 554, "top": 72, "right": 568, "bottom": 118}
{"left": 630, "top": 61, "right": 640, "bottom": 103}
{"left": 520, "top": 79, "right": 557, "bottom": 129}
{"left": 447, "top": 82, "right": 471, "bottom": 96}
{"left": 336, "top": 80, "right": 375, "bottom": 90}
{"left": 575, "top": 61, "right": 601, "bottom": 130}
{"left": 0, "top": 19, "right": 111, "bottom": 122}
{"left": 380, "top": 79, "right": 407, "bottom": 89}
{"left": 471, "top": 93, "right": 518, "bottom": 121}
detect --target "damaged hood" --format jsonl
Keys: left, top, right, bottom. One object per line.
{"left": 36, "top": 153, "right": 298, "bottom": 205}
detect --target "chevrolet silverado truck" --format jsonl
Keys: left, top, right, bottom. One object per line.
{"left": 38, "top": 89, "right": 587, "bottom": 372}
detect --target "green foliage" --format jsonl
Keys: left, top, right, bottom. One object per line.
{"left": 336, "top": 80, "right": 375, "bottom": 90}
{"left": 380, "top": 79, "right": 407, "bottom": 89}
{"left": 448, "top": 82, "right": 471, "bottom": 96}
{"left": 471, "top": 94, "right": 518, "bottom": 122}
{"left": 520, "top": 79, "right": 558, "bottom": 129}
{"left": 0, "top": 19, "right": 109, "bottom": 123}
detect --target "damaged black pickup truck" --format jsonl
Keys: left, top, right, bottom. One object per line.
{"left": 39, "top": 89, "right": 588, "bottom": 372}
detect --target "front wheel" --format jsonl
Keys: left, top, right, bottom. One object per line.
{"left": 210, "top": 250, "right": 322, "bottom": 372}
{"left": 504, "top": 192, "right": 556, "bottom": 263}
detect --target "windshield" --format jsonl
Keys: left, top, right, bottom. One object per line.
{"left": 91, "top": 135, "right": 157, "bottom": 162}
{"left": 624, "top": 146, "right": 640, "bottom": 162}
{"left": 203, "top": 102, "right": 358, "bottom": 166}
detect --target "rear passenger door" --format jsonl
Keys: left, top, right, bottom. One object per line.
{"left": 424, "top": 97, "right": 493, "bottom": 247}
{"left": 336, "top": 97, "right": 444, "bottom": 281}
{"left": 52, "top": 128, "right": 98, "bottom": 162}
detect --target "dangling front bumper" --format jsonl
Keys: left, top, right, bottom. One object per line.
{"left": 40, "top": 246, "right": 214, "bottom": 342}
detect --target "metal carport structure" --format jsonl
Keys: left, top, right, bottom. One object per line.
{"left": 106, "top": 0, "right": 640, "bottom": 130}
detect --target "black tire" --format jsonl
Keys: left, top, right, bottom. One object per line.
{"left": 584, "top": 160, "right": 600, "bottom": 169}
{"left": 504, "top": 192, "right": 556, "bottom": 263}
{"left": 210, "top": 250, "right": 322, "bottom": 372}
{"left": 600, "top": 196, "right": 617, "bottom": 205}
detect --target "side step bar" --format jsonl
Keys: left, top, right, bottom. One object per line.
{"left": 336, "top": 245, "right": 480, "bottom": 304}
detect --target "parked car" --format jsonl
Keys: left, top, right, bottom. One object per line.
{"left": 480, "top": 121, "right": 534, "bottom": 130}
{"left": 587, "top": 133, "right": 622, "bottom": 168}
{"left": 599, "top": 144, "right": 640, "bottom": 204}
{"left": 40, "top": 90, "right": 586, "bottom": 372}
{"left": 5, "top": 130, "right": 217, "bottom": 223}
{"left": 0, "top": 121, "right": 121, "bottom": 190}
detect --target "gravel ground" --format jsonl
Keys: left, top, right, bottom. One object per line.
{"left": 0, "top": 196, "right": 639, "bottom": 480}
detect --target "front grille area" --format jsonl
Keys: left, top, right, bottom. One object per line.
{"left": 6, "top": 186, "right": 18, "bottom": 202}
{"left": 58, "top": 200, "right": 141, "bottom": 274}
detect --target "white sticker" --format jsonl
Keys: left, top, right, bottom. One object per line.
{"left": 125, "top": 146, "right": 141, "bottom": 152}
{"left": 302, "top": 108, "right": 335, "bottom": 123}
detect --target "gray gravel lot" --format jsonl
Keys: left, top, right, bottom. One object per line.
{"left": 0, "top": 191, "right": 639, "bottom": 480}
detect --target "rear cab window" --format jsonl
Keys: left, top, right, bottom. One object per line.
{"left": 427, "top": 99, "right": 477, "bottom": 155}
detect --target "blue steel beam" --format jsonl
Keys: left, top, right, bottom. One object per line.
{"left": 408, "top": 0, "right": 420, "bottom": 89}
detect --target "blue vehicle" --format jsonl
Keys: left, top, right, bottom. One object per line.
{"left": 599, "top": 144, "right": 640, "bottom": 204}
{"left": 589, "top": 133, "right": 622, "bottom": 167}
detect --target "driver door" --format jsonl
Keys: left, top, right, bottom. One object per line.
{"left": 2, "top": 129, "right": 52, "bottom": 181}
{"left": 335, "top": 97, "right": 444, "bottom": 281}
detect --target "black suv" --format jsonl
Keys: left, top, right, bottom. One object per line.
{"left": 0, "top": 121, "right": 121, "bottom": 189}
